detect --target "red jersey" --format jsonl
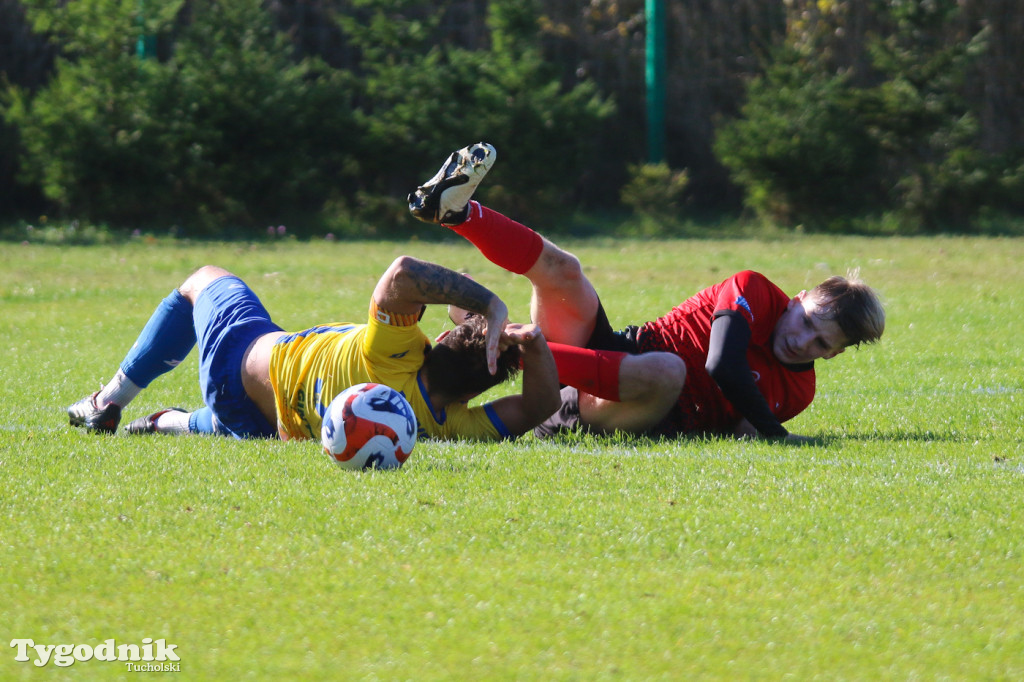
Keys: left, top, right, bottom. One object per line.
{"left": 636, "top": 270, "right": 815, "bottom": 435}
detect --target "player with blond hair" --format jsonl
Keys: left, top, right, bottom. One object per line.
{"left": 409, "top": 143, "right": 885, "bottom": 442}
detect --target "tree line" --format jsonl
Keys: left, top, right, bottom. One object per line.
{"left": 1, "top": 0, "right": 1021, "bottom": 236}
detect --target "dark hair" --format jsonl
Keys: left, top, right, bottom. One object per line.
{"left": 810, "top": 272, "right": 885, "bottom": 347}
{"left": 421, "top": 316, "right": 521, "bottom": 399}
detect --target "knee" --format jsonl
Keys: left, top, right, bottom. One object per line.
{"left": 619, "top": 352, "right": 686, "bottom": 403}
{"left": 646, "top": 352, "right": 686, "bottom": 395}
{"left": 537, "top": 243, "right": 585, "bottom": 285}
{"left": 179, "top": 265, "right": 233, "bottom": 303}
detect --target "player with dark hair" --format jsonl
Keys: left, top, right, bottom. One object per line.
{"left": 409, "top": 143, "right": 886, "bottom": 443}
{"left": 68, "top": 255, "right": 560, "bottom": 441}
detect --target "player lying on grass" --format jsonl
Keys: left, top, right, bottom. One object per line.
{"left": 409, "top": 143, "right": 886, "bottom": 443}
{"left": 68, "top": 255, "right": 560, "bottom": 441}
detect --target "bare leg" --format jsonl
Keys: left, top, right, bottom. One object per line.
{"left": 178, "top": 265, "right": 234, "bottom": 303}
{"left": 578, "top": 352, "right": 686, "bottom": 433}
{"left": 524, "top": 238, "right": 601, "bottom": 346}
{"left": 524, "top": 238, "right": 688, "bottom": 433}
{"left": 445, "top": 204, "right": 600, "bottom": 345}
{"left": 447, "top": 203, "right": 686, "bottom": 432}
{"left": 447, "top": 237, "right": 600, "bottom": 346}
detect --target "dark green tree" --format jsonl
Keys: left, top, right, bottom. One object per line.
{"left": 335, "top": 0, "right": 614, "bottom": 226}
{"left": 714, "top": 46, "right": 882, "bottom": 228}
{"left": 863, "top": 2, "right": 1009, "bottom": 229}
{"left": 4, "top": 0, "right": 360, "bottom": 233}
{"left": 715, "top": 0, "right": 1017, "bottom": 231}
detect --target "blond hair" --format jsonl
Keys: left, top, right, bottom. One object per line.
{"left": 810, "top": 270, "right": 885, "bottom": 347}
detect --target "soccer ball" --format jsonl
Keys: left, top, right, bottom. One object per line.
{"left": 321, "top": 383, "right": 418, "bottom": 470}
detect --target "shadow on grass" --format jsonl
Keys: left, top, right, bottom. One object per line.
{"left": 522, "top": 428, "right": 979, "bottom": 450}
{"left": 822, "top": 430, "right": 978, "bottom": 444}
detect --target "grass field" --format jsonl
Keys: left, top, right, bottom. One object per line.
{"left": 1, "top": 233, "right": 1022, "bottom": 680}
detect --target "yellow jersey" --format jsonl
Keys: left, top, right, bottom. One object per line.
{"left": 269, "top": 301, "right": 509, "bottom": 442}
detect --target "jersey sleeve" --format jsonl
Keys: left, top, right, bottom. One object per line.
{"left": 436, "top": 402, "right": 510, "bottom": 441}
{"left": 360, "top": 300, "right": 429, "bottom": 382}
{"left": 711, "top": 270, "right": 782, "bottom": 345}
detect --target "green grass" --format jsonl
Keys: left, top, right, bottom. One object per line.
{"left": 1, "top": 234, "right": 1022, "bottom": 680}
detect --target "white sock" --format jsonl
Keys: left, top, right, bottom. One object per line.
{"left": 96, "top": 370, "right": 142, "bottom": 407}
{"left": 154, "top": 409, "right": 192, "bottom": 435}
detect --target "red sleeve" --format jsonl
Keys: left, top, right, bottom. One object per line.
{"left": 712, "top": 271, "right": 784, "bottom": 345}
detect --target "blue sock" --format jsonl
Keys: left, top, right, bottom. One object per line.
{"left": 188, "top": 407, "right": 218, "bottom": 435}
{"left": 119, "top": 290, "right": 197, "bottom": 388}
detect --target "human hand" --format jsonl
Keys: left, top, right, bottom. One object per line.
{"left": 733, "top": 418, "right": 758, "bottom": 439}
{"left": 499, "top": 323, "right": 544, "bottom": 350}
{"left": 483, "top": 298, "right": 510, "bottom": 374}
{"left": 783, "top": 432, "right": 820, "bottom": 446}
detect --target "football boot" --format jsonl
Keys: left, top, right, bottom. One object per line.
{"left": 68, "top": 392, "right": 122, "bottom": 434}
{"left": 408, "top": 142, "right": 495, "bottom": 225}
{"left": 123, "top": 408, "right": 188, "bottom": 435}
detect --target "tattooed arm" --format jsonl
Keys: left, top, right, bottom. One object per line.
{"left": 373, "top": 256, "right": 509, "bottom": 373}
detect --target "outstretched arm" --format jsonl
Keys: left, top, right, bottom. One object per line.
{"left": 374, "top": 256, "right": 509, "bottom": 373}
{"left": 706, "top": 311, "right": 791, "bottom": 439}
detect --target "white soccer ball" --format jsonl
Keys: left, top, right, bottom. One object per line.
{"left": 321, "top": 383, "right": 418, "bottom": 470}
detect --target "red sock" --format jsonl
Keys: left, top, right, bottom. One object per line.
{"left": 548, "top": 342, "right": 624, "bottom": 401}
{"left": 448, "top": 202, "right": 544, "bottom": 275}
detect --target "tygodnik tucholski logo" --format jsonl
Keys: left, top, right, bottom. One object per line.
{"left": 10, "top": 638, "right": 181, "bottom": 671}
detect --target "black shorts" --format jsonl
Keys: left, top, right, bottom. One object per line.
{"left": 585, "top": 302, "right": 640, "bottom": 354}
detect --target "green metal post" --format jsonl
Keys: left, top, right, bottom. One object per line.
{"left": 136, "top": 0, "right": 155, "bottom": 60}
{"left": 645, "top": 0, "right": 666, "bottom": 164}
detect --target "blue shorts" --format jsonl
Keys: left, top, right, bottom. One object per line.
{"left": 193, "top": 276, "right": 283, "bottom": 438}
